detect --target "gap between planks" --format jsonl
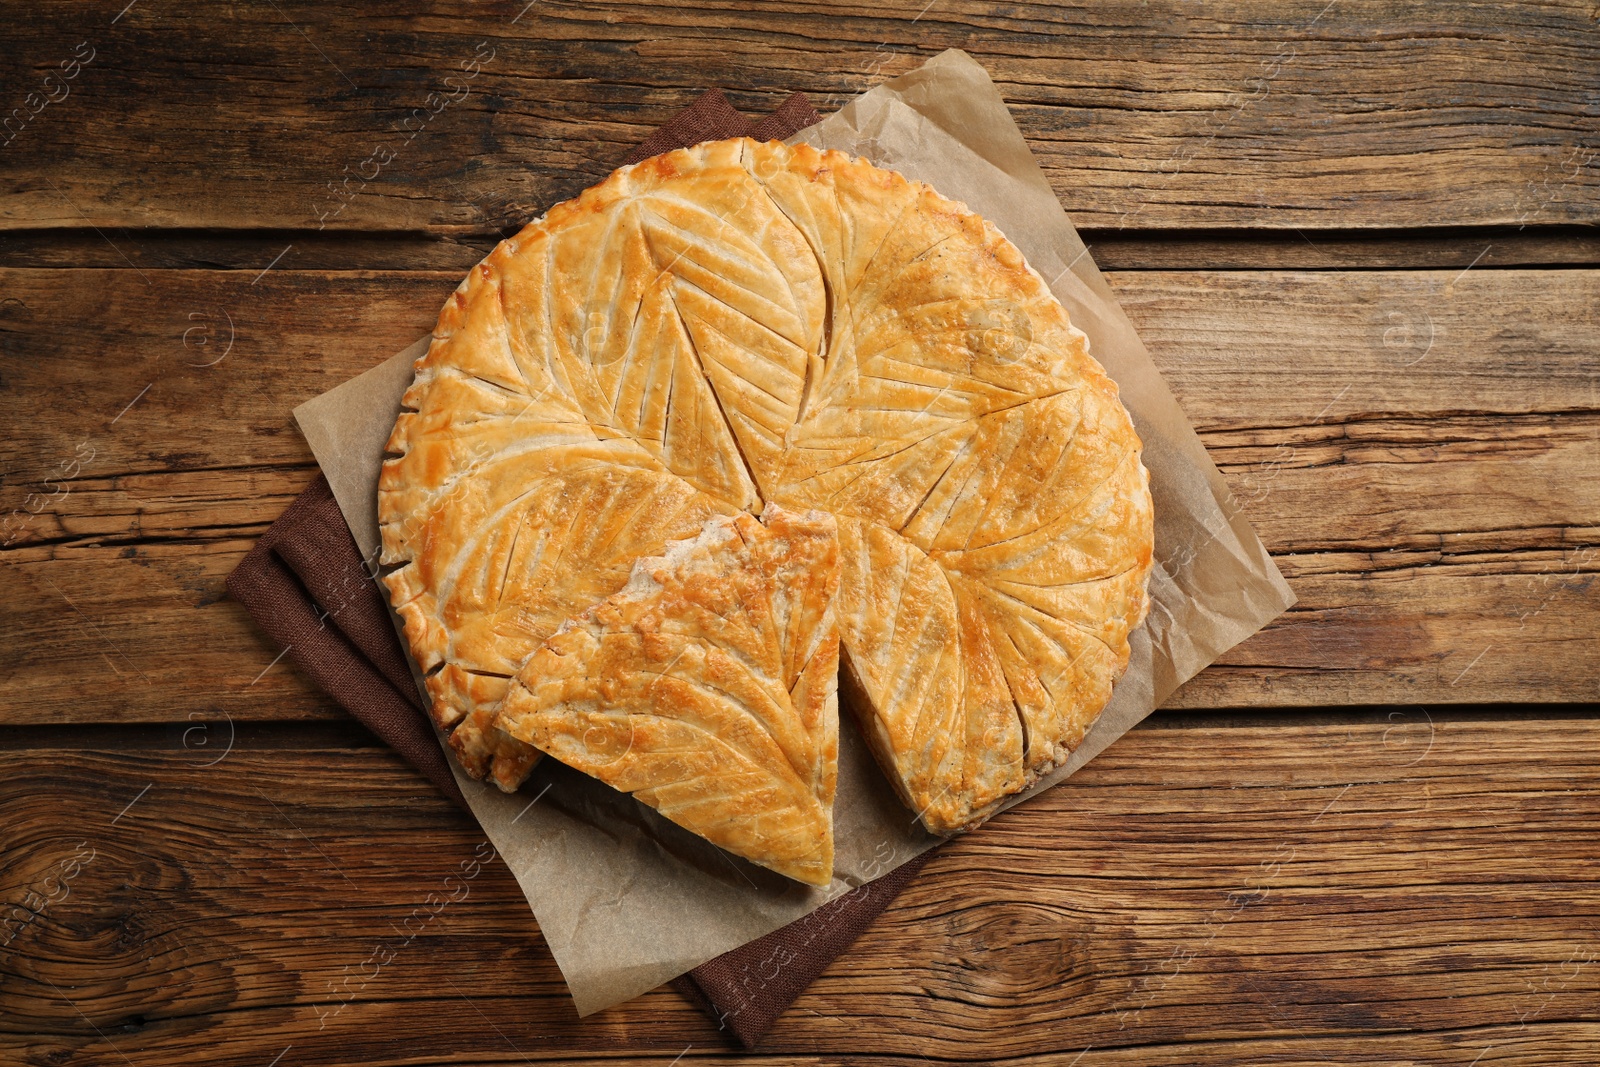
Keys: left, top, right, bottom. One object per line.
{"left": 3, "top": 705, "right": 1596, "bottom": 754}
{"left": 2, "top": 225, "right": 1597, "bottom": 273}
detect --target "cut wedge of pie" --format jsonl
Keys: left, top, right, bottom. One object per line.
{"left": 494, "top": 504, "right": 840, "bottom": 886}
{"left": 379, "top": 136, "right": 1154, "bottom": 847}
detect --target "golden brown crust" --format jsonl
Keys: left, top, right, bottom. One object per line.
{"left": 378, "top": 136, "right": 1154, "bottom": 838}
{"left": 495, "top": 504, "right": 840, "bottom": 886}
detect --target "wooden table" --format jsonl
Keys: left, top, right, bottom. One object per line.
{"left": 4, "top": 3, "right": 1597, "bottom": 1063}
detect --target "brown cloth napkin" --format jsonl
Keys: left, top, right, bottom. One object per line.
{"left": 227, "top": 90, "right": 934, "bottom": 1048}
{"left": 226, "top": 476, "right": 465, "bottom": 808}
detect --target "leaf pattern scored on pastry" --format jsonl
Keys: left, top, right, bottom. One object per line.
{"left": 495, "top": 504, "right": 841, "bottom": 886}
{"left": 379, "top": 137, "right": 1154, "bottom": 839}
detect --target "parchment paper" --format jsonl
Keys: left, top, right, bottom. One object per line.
{"left": 294, "top": 48, "right": 1295, "bottom": 1017}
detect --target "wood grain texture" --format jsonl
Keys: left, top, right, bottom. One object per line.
{"left": 3, "top": 4, "right": 1596, "bottom": 1064}
{"left": 3, "top": 713, "right": 1597, "bottom": 1064}
{"left": 1120, "top": 268, "right": 1600, "bottom": 707}
{"left": 3, "top": 266, "right": 1595, "bottom": 723}
{"left": 0, "top": 269, "right": 451, "bottom": 724}
{"left": 2, "top": 1, "right": 1596, "bottom": 235}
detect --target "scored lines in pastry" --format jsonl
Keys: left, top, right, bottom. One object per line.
{"left": 496, "top": 504, "right": 841, "bottom": 886}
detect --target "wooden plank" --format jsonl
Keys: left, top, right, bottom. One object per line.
{"left": 0, "top": 270, "right": 453, "bottom": 484}
{"left": 7, "top": 516, "right": 1590, "bottom": 722}
{"left": 2, "top": 266, "right": 1594, "bottom": 722}
{"left": 1109, "top": 268, "right": 1600, "bottom": 429}
{"left": 2, "top": 1, "right": 1596, "bottom": 235}
{"left": 2, "top": 535, "right": 339, "bottom": 723}
{"left": 1124, "top": 267, "right": 1600, "bottom": 706}
{"left": 5, "top": 266, "right": 1594, "bottom": 489}
{"left": 3, "top": 713, "right": 1597, "bottom": 1064}
{"left": 9, "top": 264, "right": 1593, "bottom": 486}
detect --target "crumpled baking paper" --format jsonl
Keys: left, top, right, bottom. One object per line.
{"left": 294, "top": 48, "right": 1294, "bottom": 1016}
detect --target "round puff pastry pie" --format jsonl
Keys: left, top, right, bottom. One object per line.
{"left": 379, "top": 136, "right": 1154, "bottom": 848}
